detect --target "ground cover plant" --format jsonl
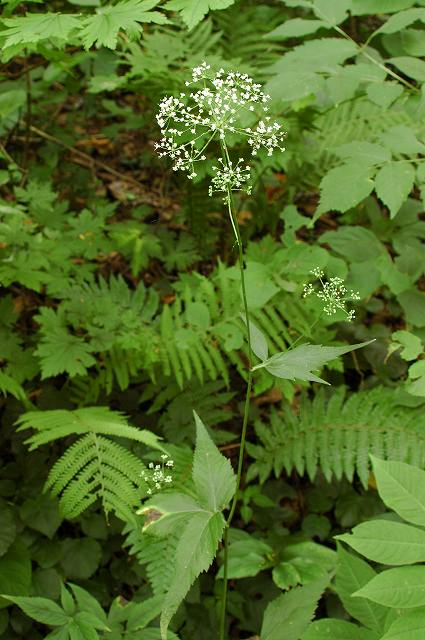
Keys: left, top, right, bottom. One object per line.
{"left": 0, "top": 0, "right": 425, "bottom": 638}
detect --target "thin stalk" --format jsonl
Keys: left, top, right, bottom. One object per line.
{"left": 218, "top": 140, "right": 253, "bottom": 640}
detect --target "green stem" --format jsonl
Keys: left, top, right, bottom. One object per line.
{"left": 218, "top": 140, "right": 253, "bottom": 640}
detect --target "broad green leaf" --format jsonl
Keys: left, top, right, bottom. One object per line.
{"left": 366, "top": 82, "right": 403, "bottom": 108}
{"left": 397, "top": 289, "right": 425, "bottom": 328}
{"left": 408, "top": 361, "right": 425, "bottom": 397}
{"left": 165, "top": 0, "right": 234, "bottom": 30}
{"left": 381, "top": 609, "right": 425, "bottom": 640}
{"left": 375, "top": 162, "right": 415, "bottom": 218}
{"left": 334, "top": 142, "right": 391, "bottom": 166}
{"left": 335, "top": 545, "right": 387, "bottom": 631}
{"left": 192, "top": 412, "right": 236, "bottom": 511}
{"left": 390, "top": 330, "right": 423, "bottom": 361}
{"left": 241, "top": 315, "right": 268, "bottom": 361}
{"left": 36, "top": 330, "right": 96, "bottom": 379}
{"left": 1, "top": 13, "right": 80, "bottom": 48}
{"left": 138, "top": 493, "right": 204, "bottom": 536}
{"left": 352, "top": 0, "right": 419, "bottom": 15}
{"left": 60, "top": 538, "right": 102, "bottom": 580}
{"left": 1, "top": 595, "right": 69, "bottom": 626}
{"left": 374, "top": 8, "right": 425, "bottom": 35}
{"left": 261, "top": 576, "right": 329, "bottom": 640}
{"left": 312, "top": 0, "right": 351, "bottom": 25}
{"left": 389, "top": 56, "right": 425, "bottom": 81}
{"left": 125, "top": 595, "right": 164, "bottom": 631}
{"left": 0, "top": 541, "right": 31, "bottom": 609}
{"left": 186, "top": 302, "right": 210, "bottom": 329}
{"left": 320, "top": 226, "right": 385, "bottom": 262}
{"left": 371, "top": 456, "right": 425, "bottom": 526}
{"left": 19, "top": 495, "right": 62, "bottom": 539}
{"left": 380, "top": 125, "right": 425, "bottom": 155}
{"left": 354, "top": 565, "right": 425, "bottom": 608}
{"left": 336, "top": 520, "right": 425, "bottom": 565}
{"left": 160, "top": 510, "right": 225, "bottom": 639}
{"left": 68, "top": 584, "right": 109, "bottom": 630}
{"left": 266, "top": 18, "right": 327, "bottom": 39}
{"left": 262, "top": 341, "right": 374, "bottom": 384}
{"left": 302, "top": 618, "right": 377, "bottom": 640}
{"left": 79, "top": 0, "right": 169, "bottom": 49}
{"left": 316, "top": 163, "right": 374, "bottom": 217}
{"left": 217, "top": 537, "right": 273, "bottom": 579}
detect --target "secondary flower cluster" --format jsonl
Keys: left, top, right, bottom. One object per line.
{"left": 208, "top": 158, "right": 252, "bottom": 197}
{"left": 155, "top": 62, "right": 286, "bottom": 194}
{"left": 303, "top": 268, "right": 361, "bottom": 321}
{"left": 140, "top": 453, "right": 174, "bottom": 495}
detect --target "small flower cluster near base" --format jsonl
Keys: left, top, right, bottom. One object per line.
{"left": 303, "top": 268, "right": 361, "bottom": 321}
{"left": 209, "top": 158, "right": 252, "bottom": 197}
{"left": 140, "top": 453, "right": 174, "bottom": 495}
{"left": 155, "top": 62, "right": 286, "bottom": 196}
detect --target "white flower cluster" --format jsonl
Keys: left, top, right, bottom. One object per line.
{"left": 155, "top": 62, "right": 286, "bottom": 192}
{"left": 140, "top": 453, "right": 174, "bottom": 495}
{"left": 303, "top": 268, "right": 361, "bottom": 321}
{"left": 208, "top": 158, "right": 252, "bottom": 197}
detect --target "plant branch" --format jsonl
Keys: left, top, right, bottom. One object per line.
{"left": 218, "top": 139, "right": 253, "bottom": 640}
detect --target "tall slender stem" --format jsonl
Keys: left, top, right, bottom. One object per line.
{"left": 218, "top": 140, "right": 253, "bottom": 640}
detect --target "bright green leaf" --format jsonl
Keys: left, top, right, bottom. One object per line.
{"left": 389, "top": 56, "right": 425, "bottom": 81}
{"left": 354, "top": 565, "right": 425, "bottom": 608}
{"left": 381, "top": 609, "right": 425, "bottom": 640}
{"left": 192, "top": 412, "right": 236, "bottom": 511}
{"left": 302, "top": 618, "right": 377, "bottom": 640}
{"left": 262, "top": 341, "right": 374, "bottom": 384}
{"left": 261, "top": 576, "right": 329, "bottom": 640}
{"left": 160, "top": 510, "right": 225, "bottom": 639}
{"left": 1, "top": 595, "right": 69, "bottom": 626}
{"left": 316, "top": 163, "right": 375, "bottom": 217}
{"left": 266, "top": 18, "right": 327, "bottom": 39}
{"left": 375, "top": 162, "right": 415, "bottom": 218}
{"left": 165, "top": 0, "right": 234, "bottom": 30}
{"left": 371, "top": 456, "right": 425, "bottom": 526}
{"left": 337, "top": 520, "right": 425, "bottom": 565}
{"left": 334, "top": 142, "right": 391, "bottom": 166}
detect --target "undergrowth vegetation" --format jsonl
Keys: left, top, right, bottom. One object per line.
{"left": 1, "top": 0, "right": 425, "bottom": 639}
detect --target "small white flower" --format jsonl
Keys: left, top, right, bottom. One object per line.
{"left": 303, "top": 269, "right": 360, "bottom": 321}
{"left": 155, "top": 62, "right": 286, "bottom": 194}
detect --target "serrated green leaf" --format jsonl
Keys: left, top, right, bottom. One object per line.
{"left": 391, "top": 330, "right": 423, "bottom": 361}
{"left": 165, "top": 0, "right": 234, "bottom": 30}
{"left": 354, "top": 565, "right": 425, "bottom": 608}
{"left": 0, "top": 541, "right": 31, "bottom": 609}
{"left": 262, "top": 341, "right": 374, "bottom": 384}
{"left": 371, "top": 456, "right": 425, "bottom": 527}
{"left": 192, "top": 412, "right": 236, "bottom": 511}
{"left": 261, "top": 576, "right": 329, "bottom": 640}
{"left": 266, "top": 18, "right": 327, "bottom": 39}
{"left": 316, "top": 163, "right": 375, "bottom": 217}
{"left": 336, "top": 520, "right": 425, "bottom": 565}
{"left": 334, "top": 142, "right": 391, "bottom": 166}
{"left": 79, "top": 0, "right": 168, "bottom": 49}
{"left": 381, "top": 609, "right": 425, "bottom": 640}
{"left": 1, "top": 595, "right": 69, "bottom": 625}
{"left": 1, "top": 13, "right": 80, "bottom": 49}
{"left": 335, "top": 545, "right": 387, "bottom": 631}
{"left": 374, "top": 8, "right": 425, "bottom": 35}
{"left": 160, "top": 510, "right": 225, "bottom": 639}
{"left": 375, "top": 162, "right": 415, "bottom": 218}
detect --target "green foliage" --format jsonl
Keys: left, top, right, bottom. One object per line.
{"left": 1, "top": 0, "right": 425, "bottom": 638}
{"left": 306, "top": 457, "right": 425, "bottom": 638}
{"left": 248, "top": 387, "right": 425, "bottom": 488}
{"left": 17, "top": 407, "right": 163, "bottom": 520}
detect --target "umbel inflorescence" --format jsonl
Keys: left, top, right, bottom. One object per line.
{"left": 155, "top": 62, "right": 286, "bottom": 196}
{"left": 303, "top": 268, "right": 361, "bottom": 321}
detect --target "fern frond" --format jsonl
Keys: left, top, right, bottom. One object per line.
{"left": 248, "top": 387, "right": 425, "bottom": 488}
{"left": 17, "top": 407, "right": 164, "bottom": 520}
{"left": 123, "top": 523, "right": 178, "bottom": 595}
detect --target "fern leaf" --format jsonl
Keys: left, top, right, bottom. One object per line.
{"left": 250, "top": 387, "right": 425, "bottom": 488}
